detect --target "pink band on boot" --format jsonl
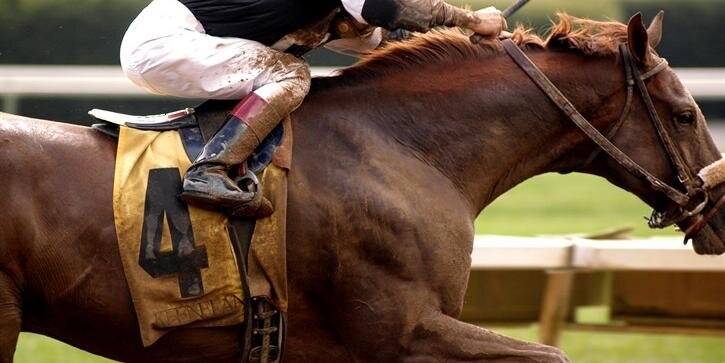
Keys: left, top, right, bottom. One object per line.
{"left": 230, "top": 93, "right": 268, "bottom": 126}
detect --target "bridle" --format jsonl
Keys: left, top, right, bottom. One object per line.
{"left": 500, "top": 38, "right": 725, "bottom": 242}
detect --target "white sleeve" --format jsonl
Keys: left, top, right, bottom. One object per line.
{"left": 341, "top": 0, "right": 369, "bottom": 25}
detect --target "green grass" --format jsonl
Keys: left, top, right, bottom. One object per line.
{"left": 15, "top": 173, "right": 721, "bottom": 362}
{"left": 495, "top": 326, "right": 725, "bottom": 363}
{"left": 15, "top": 334, "right": 113, "bottom": 363}
{"left": 476, "top": 172, "right": 678, "bottom": 237}
{"left": 17, "top": 329, "right": 725, "bottom": 363}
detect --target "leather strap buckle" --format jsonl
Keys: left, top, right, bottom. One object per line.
{"left": 248, "top": 297, "right": 284, "bottom": 363}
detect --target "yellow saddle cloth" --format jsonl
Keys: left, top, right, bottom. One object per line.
{"left": 112, "top": 122, "right": 291, "bottom": 346}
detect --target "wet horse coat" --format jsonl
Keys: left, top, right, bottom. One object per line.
{"left": 1, "top": 13, "right": 725, "bottom": 363}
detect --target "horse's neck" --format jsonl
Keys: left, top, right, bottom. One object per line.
{"left": 305, "top": 52, "right": 623, "bottom": 214}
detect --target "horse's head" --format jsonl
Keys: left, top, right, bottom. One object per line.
{"left": 579, "top": 12, "right": 725, "bottom": 255}
{"left": 317, "top": 15, "right": 725, "bottom": 254}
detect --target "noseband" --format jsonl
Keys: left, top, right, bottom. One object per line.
{"left": 501, "top": 39, "right": 725, "bottom": 242}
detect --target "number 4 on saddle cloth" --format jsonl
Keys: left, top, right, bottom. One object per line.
{"left": 89, "top": 100, "right": 289, "bottom": 360}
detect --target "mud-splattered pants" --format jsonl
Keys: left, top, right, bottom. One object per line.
{"left": 120, "top": 0, "right": 311, "bottom": 111}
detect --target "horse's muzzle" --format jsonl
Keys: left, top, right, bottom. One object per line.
{"left": 677, "top": 158, "right": 725, "bottom": 254}
{"left": 698, "top": 158, "right": 725, "bottom": 189}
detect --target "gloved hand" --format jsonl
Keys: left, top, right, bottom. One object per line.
{"left": 469, "top": 6, "right": 507, "bottom": 38}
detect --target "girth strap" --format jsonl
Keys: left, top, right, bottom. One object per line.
{"left": 501, "top": 39, "right": 690, "bottom": 207}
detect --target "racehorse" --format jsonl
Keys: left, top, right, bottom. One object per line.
{"left": 1, "top": 12, "right": 724, "bottom": 363}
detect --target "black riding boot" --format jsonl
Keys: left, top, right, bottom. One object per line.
{"left": 181, "top": 93, "right": 280, "bottom": 215}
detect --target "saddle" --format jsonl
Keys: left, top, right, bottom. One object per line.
{"left": 90, "top": 100, "right": 284, "bottom": 174}
{"left": 90, "top": 101, "right": 287, "bottom": 363}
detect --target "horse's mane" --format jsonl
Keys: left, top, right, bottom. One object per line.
{"left": 314, "top": 13, "right": 628, "bottom": 89}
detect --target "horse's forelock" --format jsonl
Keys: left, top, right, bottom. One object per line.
{"left": 546, "top": 13, "right": 628, "bottom": 56}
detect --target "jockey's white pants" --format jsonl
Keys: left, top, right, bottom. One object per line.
{"left": 120, "top": 0, "right": 311, "bottom": 104}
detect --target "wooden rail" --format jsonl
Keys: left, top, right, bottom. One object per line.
{"left": 469, "top": 235, "right": 725, "bottom": 346}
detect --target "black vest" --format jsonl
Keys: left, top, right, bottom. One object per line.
{"left": 179, "top": 0, "right": 341, "bottom": 46}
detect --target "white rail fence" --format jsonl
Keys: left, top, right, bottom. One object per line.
{"left": 2, "top": 66, "right": 725, "bottom": 114}
{"left": 0, "top": 66, "right": 339, "bottom": 114}
{"left": 471, "top": 235, "right": 725, "bottom": 271}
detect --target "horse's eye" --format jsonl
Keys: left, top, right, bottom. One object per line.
{"left": 675, "top": 111, "right": 695, "bottom": 125}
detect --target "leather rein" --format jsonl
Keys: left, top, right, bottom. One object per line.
{"left": 501, "top": 39, "right": 725, "bottom": 241}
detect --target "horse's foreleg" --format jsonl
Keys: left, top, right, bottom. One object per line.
{"left": 0, "top": 273, "right": 21, "bottom": 363}
{"left": 405, "top": 312, "right": 570, "bottom": 363}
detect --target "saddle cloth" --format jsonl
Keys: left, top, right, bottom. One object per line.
{"left": 112, "top": 120, "right": 292, "bottom": 346}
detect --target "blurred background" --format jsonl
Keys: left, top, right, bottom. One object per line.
{"left": 2, "top": 0, "right": 725, "bottom": 362}
{"left": 4, "top": 0, "right": 725, "bottom": 123}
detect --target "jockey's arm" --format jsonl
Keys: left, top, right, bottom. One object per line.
{"left": 340, "top": 0, "right": 506, "bottom": 36}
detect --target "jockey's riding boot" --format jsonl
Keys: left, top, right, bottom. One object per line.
{"left": 181, "top": 92, "right": 281, "bottom": 216}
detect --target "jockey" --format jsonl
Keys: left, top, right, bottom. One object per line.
{"left": 120, "top": 0, "right": 506, "bottom": 213}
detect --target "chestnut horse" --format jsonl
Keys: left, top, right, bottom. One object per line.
{"left": 1, "top": 13, "right": 724, "bottom": 363}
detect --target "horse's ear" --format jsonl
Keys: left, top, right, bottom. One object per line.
{"left": 627, "top": 13, "right": 649, "bottom": 64}
{"left": 647, "top": 10, "right": 664, "bottom": 48}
